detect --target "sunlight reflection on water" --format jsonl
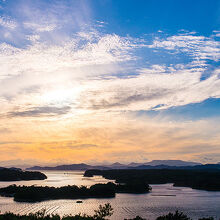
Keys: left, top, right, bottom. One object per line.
{"left": 0, "top": 171, "right": 220, "bottom": 220}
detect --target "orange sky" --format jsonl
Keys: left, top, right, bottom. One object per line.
{"left": 0, "top": 0, "right": 220, "bottom": 167}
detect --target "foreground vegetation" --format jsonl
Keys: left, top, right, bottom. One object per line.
{"left": 84, "top": 169, "right": 220, "bottom": 191}
{"left": 0, "top": 203, "right": 113, "bottom": 220}
{"left": 0, "top": 204, "right": 215, "bottom": 220}
{"left": 0, "top": 182, "right": 151, "bottom": 202}
{"left": 0, "top": 168, "right": 47, "bottom": 181}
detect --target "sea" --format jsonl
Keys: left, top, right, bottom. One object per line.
{"left": 0, "top": 170, "right": 220, "bottom": 219}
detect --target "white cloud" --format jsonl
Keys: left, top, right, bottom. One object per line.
{"left": 0, "top": 16, "right": 17, "bottom": 29}
{"left": 0, "top": 30, "right": 137, "bottom": 114}
{"left": 78, "top": 65, "right": 220, "bottom": 111}
{"left": 26, "top": 34, "right": 40, "bottom": 42}
{"left": 23, "top": 22, "right": 56, "bottom": 32}
{"left": 0, "top": 30, "right": 219, "bottom": 118}
{"left": 1, "top": 1, "right": 219, "bottom": 164}
{"left": 0, "top": 32, "right": 134, "bottom": 81}
{"left": 148, "top": 33, "right": 220, "bottom": 63}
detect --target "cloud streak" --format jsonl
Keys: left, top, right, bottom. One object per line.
{"left": 148, "top": 33, "right": 220, "bottom": 63}
{"left": 7, "top": 106, "right": 71, "bottom": 117}
{"left": 0, "top": 30, "right": 219, "bottom": 119}
{"left": 0, "top": 0, "right": 220, "bottom": 164}
{"left": 78, "top": 65, "right": 220, "bottom": 111}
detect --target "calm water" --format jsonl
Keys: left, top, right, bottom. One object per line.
{"left": 0, "top": 171, "right": 220, "bottom": 219}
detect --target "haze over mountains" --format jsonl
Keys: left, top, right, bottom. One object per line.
{"left": 26, "top": 160, "right": 205, "bottom": 171}
{"left": 144, "top": 160, "right": 201, "bottom": 166}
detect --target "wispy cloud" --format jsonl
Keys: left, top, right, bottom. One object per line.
{"left": 7, "top": 106, "right": 71, "bottom": 117}
{"left": 0, "top": 31, "right": 219, "bottom": 116}
{"left": 78, "top": 65, "right": 220, "bottom": 111}
{"left": 0, "top": 127, "right": 10, "bottom": 134}
{"left": 1, "top": 113, "right": 219, "bottom": 164}
{"left": 148, "top": 32, "right": 220, "bottom": 63}
{"left": 0, "top": 30, "right": 136, "bottom": 103}
{"left": 0, "top": 0, "right": 220, "bottom": 164}
{"left": 0, "top": 16, "right": 17, "bottom": 29}
{"left": 23, "top": 22, "right": 56, "bottom": 32}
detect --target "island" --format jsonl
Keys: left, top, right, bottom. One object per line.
{"left": 84, "top": 169, "right": 220, "bottom": 191}
{"left": 0, "top": 168, "right": 47, "bottom": 181}
{"left": 0, "top": 181, "right": 151, "bottom": 202}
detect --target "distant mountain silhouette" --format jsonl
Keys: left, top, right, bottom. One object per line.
{"left": 27, "top": 160, "right": 205, "bottom": 171}
{"left": 27, "top": 163, "right": 109, "bottom": 171}
{"left": 133, "top": 165, "right": 177, "bottom": 170}
{"left": 143, "top": 160, "right": 202, "bottom": 167}
{"left": 130, "top": 164, "right": 220, "bottom": 170}
{"left": 106, "top": 162, "right": 128, "bottom": 169}
{"left": 128, "top": 162, "right": 143, "bottom": 167}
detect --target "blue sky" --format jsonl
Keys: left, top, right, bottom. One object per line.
{"left": 0, "top": 0, "right": 219, "bottom": 165}
{"left": 91, "top": 0, "right": 219, "bottom": 36}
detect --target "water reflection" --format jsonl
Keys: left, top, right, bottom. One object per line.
{"left": 0, "top": 171, "right": 112, "bottom": 188}
{"left": 0, "top": 171, "right": 220, "bottom": 220}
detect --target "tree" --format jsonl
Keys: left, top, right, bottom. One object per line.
{"left": 93, "top": 203, "right": 114, "bottom": 220}
{"left": 156, "top": 211, "right": 191, "bottom": 220}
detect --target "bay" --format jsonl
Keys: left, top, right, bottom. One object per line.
{"left": 0, "top": 171, "right": 220, "bottom": 220}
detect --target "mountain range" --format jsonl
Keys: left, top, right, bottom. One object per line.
{"left": 26, "top": 160, "right": 204, "bottom": 171}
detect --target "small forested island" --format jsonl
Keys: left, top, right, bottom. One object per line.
{"left": 84, "top": 169, "right": 220, "bottom": 191}
{"left": 0, "top": 168, "right": 47, "bottom": 181}
{"left": 0, "top": 181, "right": 151, "bottom": 202}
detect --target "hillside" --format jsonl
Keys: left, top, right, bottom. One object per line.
{"left": 0, "top": 168, "right": 47, "bottom": 181}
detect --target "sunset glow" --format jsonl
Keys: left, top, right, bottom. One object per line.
{"left": 0, "top": 0, "right": 219, "bottom": 167}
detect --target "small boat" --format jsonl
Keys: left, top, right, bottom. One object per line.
{"left": 76, "top": 200, "right": 83, "bottom": 203}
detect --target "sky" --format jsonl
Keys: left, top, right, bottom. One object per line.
{"left": 0, "top": 0, "right": 220, "bottom": 167}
